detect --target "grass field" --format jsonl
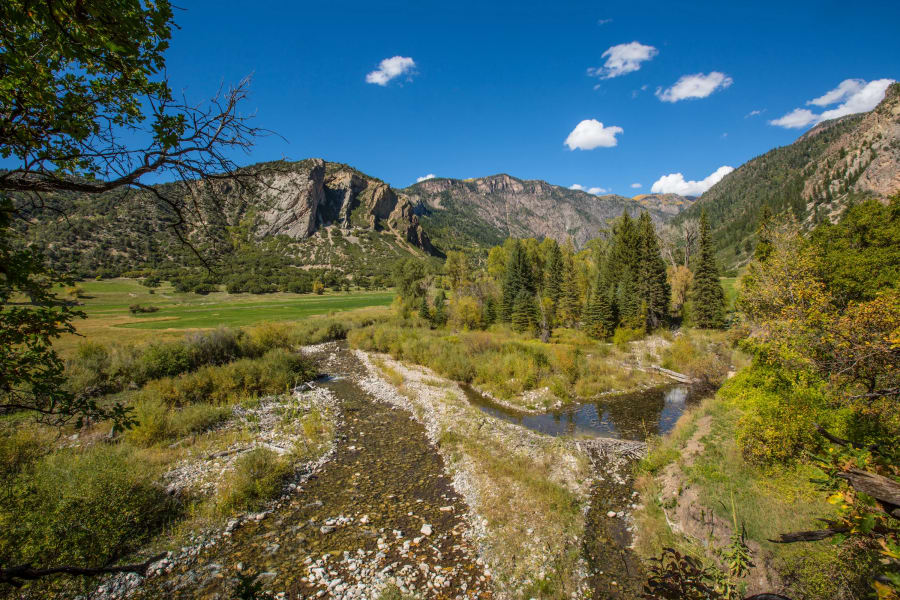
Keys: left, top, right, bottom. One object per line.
{"left": 56, "top": 279, "right": 395, "bottom": 354}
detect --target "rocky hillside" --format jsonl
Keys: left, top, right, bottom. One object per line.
{"left": 16, "top": 159, "right": 434, "bottom": 279}
{"left": 402, "top": 174, "right": 664, "bottom": 251}
{"left": 677, "top": 82, "right": 900, "bottom": 267}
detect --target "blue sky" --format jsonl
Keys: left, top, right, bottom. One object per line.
{"left": 71, "top": 1, "right": 900, "bottom": 194}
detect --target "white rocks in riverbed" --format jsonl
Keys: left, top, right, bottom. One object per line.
{"left": 606, "top": 511, "right": 617, "bottom": 518}
{"left": 420, "top": 524, "right": 433, "bottom": 536}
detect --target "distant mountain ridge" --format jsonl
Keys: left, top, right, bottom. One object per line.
{"left": 402, "top": 174, "right": 667, "bottom": 251}
{"left": 632, "top": 193, "right": 697, "bottom": 216}
{"left": 21, "top": 84, "right": 899, "bottom": 279}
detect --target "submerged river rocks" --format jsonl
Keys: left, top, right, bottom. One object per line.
{"left": 124, "top": 344, "right": 492, "bottom": 600}
{"left": 355, "top": 349, "right": 663, "bottom": 600}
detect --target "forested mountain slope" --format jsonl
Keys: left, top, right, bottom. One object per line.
{"left": 677, "top": 82, "right": 900, "bottom": 267}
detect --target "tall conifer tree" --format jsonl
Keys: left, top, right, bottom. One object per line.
{"left": 584, "top": 274, "right": 615, "bottom": 339}
{"left": 558, "top": 242, "right": 581, "bottom": 327}
{"left": 637, "top": 212, "right": 670, "bottom": 329}
{"left": 545, "top": 241, "right": 563, "bottom": 302}
{"left": 692, "top": 209, "right": 727, "bottom": 328}
{"left": 501, "top": 240, "right": 534, "bottom": 321}
{"left": 511, "top": 290, "right": 539, "bottom": 334}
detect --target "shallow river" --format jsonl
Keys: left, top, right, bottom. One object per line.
{"left": 462, "top": 384, "right": 694, "bottom": 439}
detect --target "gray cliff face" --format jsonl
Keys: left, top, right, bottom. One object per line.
{"left": 249, "top": 160, "right": 433, "bottom": 253}
{"left": 256, "top": 159, "right": 326, "bottom": 239}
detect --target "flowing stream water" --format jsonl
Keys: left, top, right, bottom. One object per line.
{"left": 132, "top": 348, "right": 491, "bottom": 599}
{"left": 462, "top": 384, "right": 694, "bottom": 439}
{"left": 459, "top": 383, "right": 699, "bottom": 599}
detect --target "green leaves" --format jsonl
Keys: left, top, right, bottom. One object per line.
{"left": 1, "top": 0, "right": 175, "bottom": 177}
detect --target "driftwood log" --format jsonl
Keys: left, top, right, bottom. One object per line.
{"left": 772, "top": 425, "right": 900, "bottom": 543}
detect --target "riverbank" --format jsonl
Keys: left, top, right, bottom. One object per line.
{"left": 633, "top": 379, "right": 867, "bottom": 600}
{"left": 347, "top": 323, "right": 736, "bottom": 412}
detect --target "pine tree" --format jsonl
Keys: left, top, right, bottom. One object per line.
{"left": 432, "top": 290, "right": 448, "bottom": 327}
{"left": 511, "top": 290, "right": 539, "bottom": 335}
{"left": 557, "top": 245, "right": 581, "bottom": 327}
{"left": 483, "top": 296, "right": 497, "bottom": 326}
{"left": 543, "top": 240, "right": 563, "bottom": 327}
{"left": 616, "top": 265, "right": 642, "bottom": 328}
{"left": 754, "top": 206, "right": 774, "bottom": 262}
{"left": 603, "top": 211, "right": 639, "bottom": 286}
{"left": 692, "top": 209, "right": 727, "bottom": 329}
{"left": 584, "top": 275, "right": 615, "bottom": 340}
{"left": 637, "top": 212, "right": 670, "bottom": 330}
{"left": 418, "top": 295, "right": 431, "bottom": 323}
{"left": 501, "top": 240, "right": 534, "bottom": 321}
{"left": 544, "top": 241, "right": 563, "bottom": 302}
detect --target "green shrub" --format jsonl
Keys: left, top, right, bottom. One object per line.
{"left": 65, "top": 341, "right": 112, "bottom": 394}
{"left": 217, "top": 448, "right": 292, "bottom": 514}
{"left": 126, "top": 397, "right": 229, "bottom": 446}
{"left": 126, "top": 396, "right": 171, "bottom": 446}
{"left": 145, "top": 349, "right": 315, "bottom": 407}
{"left": 659, "top": 332, "right": 729, "bottom": 386}
{"left": 0, "top": 445, "right": 179, "bottom": 568}
{"left": 612, "top": 326, "right": 644, "bottom": 350}
{"left": 171, "top": 403, "right": 231, "bottom": 437}
{"left": 140, "top": 341, "right": 193, "bottom": 380}
{"left": 128, "top": 303, "right": 159, "bottom": 314}
{"left": 0, "top": 426, "right": 51, "bottom": 487}
{"left": 185, "top": 327, "right": 248, "bottom": 365}
{"left": 719, "top": 364, "right": 845, "bottom": 465}
{"left": 247, "top": 322, "right": 293, "bottom": 354}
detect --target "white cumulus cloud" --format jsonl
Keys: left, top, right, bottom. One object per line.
{"left": 416, "top": 174, "right": 436, "bottom": 183}
{"left": 745, "top": 109, "right": 763, "bottom": 118}
{"left": 365, "top": 56, "right": 416, "bottom": 86}
{"left": 769, "top": 78, "right": 895, "bottom": 128}
{"left": 769, "top": 108, "right": 818, "bottom": 129}
{"left": 651, "top": 166, "right": 734, "bottom": 196}
{"left": 570, "top": 184, "right": 608, "bottom": 195}
{"left": 588, "top": 42, "right": 658, "bottom": 79}
{"left": 807, "top": 78, "right": 865, "bottom": 106}
{"left": 564, "top": 119, "right": 623, "bottom": 150}
{"left": 656, "top": 71, "right": 733, "bottom": 102}
{"left": 630, "top": 183, "right": 642, "bottom": 189}
{"left": 820, "top": 79, "right": 895, "bottom": 120}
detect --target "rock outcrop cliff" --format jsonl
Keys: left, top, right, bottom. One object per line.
{"left": 247, "top": 159, "right": 432, "bottom": 253}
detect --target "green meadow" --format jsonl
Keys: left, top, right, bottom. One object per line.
{"left": 56, "top": 279, "right": 394, "bottom": 354}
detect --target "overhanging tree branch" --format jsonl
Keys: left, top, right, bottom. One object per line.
{"left": 0, "top": 553, "right": 166, "bottom": 588}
